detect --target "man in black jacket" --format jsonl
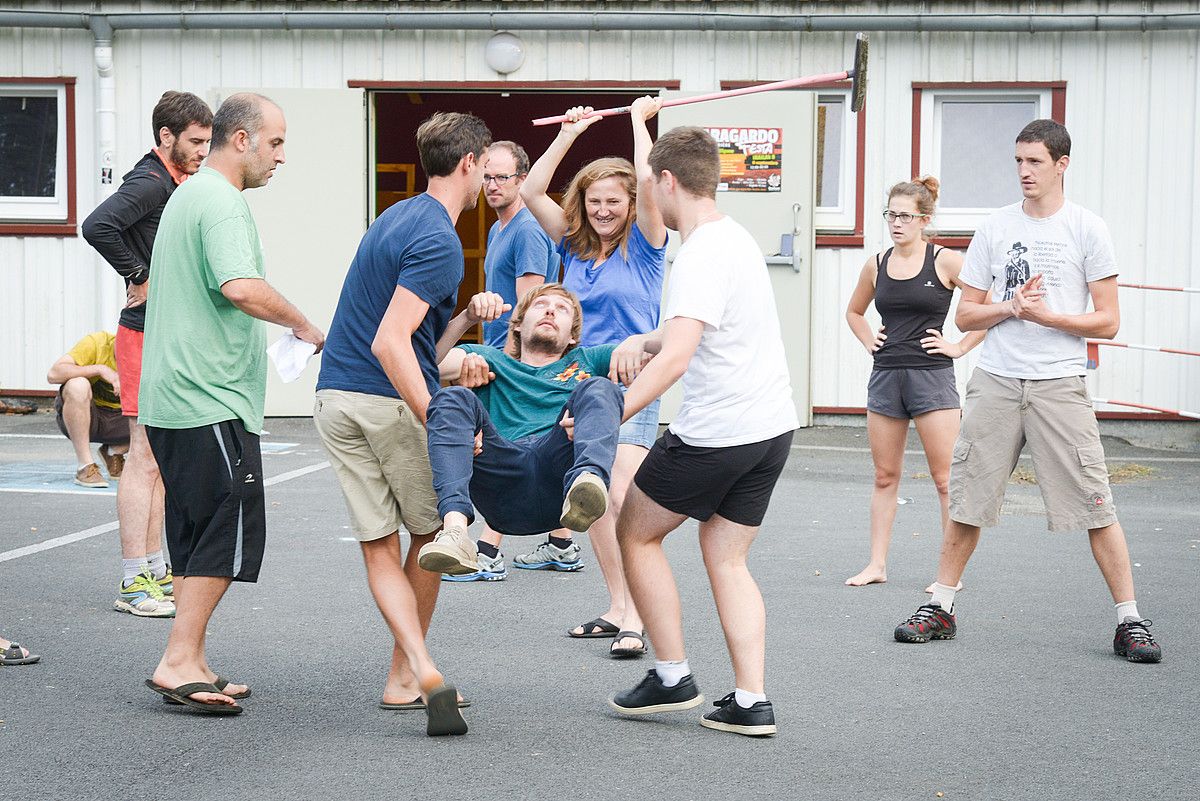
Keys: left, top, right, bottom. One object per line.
{"left": 82, "top": 91, "right": 212, "bottom": 618}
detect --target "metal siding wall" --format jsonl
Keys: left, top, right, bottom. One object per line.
{"left": 2, "top": 5, "right": 1198, "bottom": 417}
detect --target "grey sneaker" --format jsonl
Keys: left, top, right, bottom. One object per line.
{"left": 417, "top": 524, "right": 479, "bottom": 576}
{"left": 441, "top": 551, "right": 507, "bottom": 582}
{"left": 559, "top": 471, "right": 608, "bottom": 531}
{"left": 513, "top": 539, "right": 583, "bottom": 572}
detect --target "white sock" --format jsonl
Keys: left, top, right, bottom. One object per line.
{"left": 1116, "top": 600, "right": 1141, "bottom": 624}
{"left": 734, "top": 688, "right": 767, "bottom": 708}
{"left": 655, "top": 659, "right": 691, "bottom": 687}
{"left": 121, "top": 558, "right": 146, "bottom": 585}
{"left": 930, "top": 582, "right": 958, "bottom": 613}
{"left": 146, "top": 551, "right": 168, "bottom": 580}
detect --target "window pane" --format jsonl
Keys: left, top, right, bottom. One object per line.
{"left": 938, "top": 100, "right": 1034, "bottom": 208}
{"left": 816, "top": 99, "right": 843, "bottom": 208}
{"left": 0, "top": 96, "right": 58, "bottom": 198}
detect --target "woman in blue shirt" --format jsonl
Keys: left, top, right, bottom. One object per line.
{"left": 521, "top": 97, "right": 667, "bottom": 658}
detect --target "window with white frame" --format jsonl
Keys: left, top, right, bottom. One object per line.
{"left": 0, "top": 82, "right": 70, "bottom": 223}
{"left": 919, "top": 87, "right": 1053, "bottom": 233}
{"left": 815, "top": 90, "right": 858, "bottom": 232}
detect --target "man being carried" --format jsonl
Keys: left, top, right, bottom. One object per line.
{"left": 456, "top": 140, "right": 574, "bottom": 582}
{"left": 420, "top": 283, "right": 623, "bottom": 571}
{"left": 604, "top": 123, "right": 799, "bottom": 737}
{"left": 82, "top": 90, "right": 213, "bottom": 618}
{"left": 894, "top": 119, "right": 1162, "bottom": 663}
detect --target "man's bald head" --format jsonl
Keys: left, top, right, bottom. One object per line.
{"left": 211, "top": 93, "right": 278, "bottom": 151}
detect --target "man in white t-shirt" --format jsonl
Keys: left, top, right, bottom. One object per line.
{"left": 603, "top": 123, "right": 799, "bottom": 737}
{"left": 895, "top": 119, "right": 1162, "bottom": 663}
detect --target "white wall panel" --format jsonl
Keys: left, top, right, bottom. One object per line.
{"left": 2, "top": 3, "right": 1197, "bottom": 420}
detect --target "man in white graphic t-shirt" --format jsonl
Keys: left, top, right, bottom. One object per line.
{"left": 894, "top": 119, "right": 1162, "bottom": 663}
{"left": 600, "top": 120, "right": 799, "bottom": 737}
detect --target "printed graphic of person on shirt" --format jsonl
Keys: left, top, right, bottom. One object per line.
{"left": 1002, "top": 241, "right": 1031, "bottom": 300}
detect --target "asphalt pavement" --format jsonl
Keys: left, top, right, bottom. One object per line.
{"left": 1, "top": 411, "right": 1197, "bottom": 801}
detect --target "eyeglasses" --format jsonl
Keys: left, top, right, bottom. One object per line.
{"left": 483, "top": 173, "right": 522, "bottom": 185}
{"left": 882, "top": 210, "right": 930, "bottom": 224}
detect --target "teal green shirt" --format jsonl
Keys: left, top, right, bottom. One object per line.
{"left": 139, "top": 167, "right": 267, "bottom": 434}
{"left": 459, "top": 344, "right": 617, "bottom": 440}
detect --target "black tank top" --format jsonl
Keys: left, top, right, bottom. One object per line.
{"left": 872, "top": 244, "right": 953, "bottom": 370}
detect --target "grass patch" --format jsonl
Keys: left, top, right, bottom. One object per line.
{"left": 1007, "top": 462, "right": 1156, "bottom": 486}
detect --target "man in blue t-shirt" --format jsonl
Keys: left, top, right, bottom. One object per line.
{"left": 418, "top": 284, "right": 624, "bottom": 576}
{"left": 481, "top": 141, "right": 560, "bottom": 349}
{"left": 314, "top": 111, "right": 491, "bottom": 737}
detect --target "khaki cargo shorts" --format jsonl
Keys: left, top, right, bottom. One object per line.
{"left": 314, "top": 389, "right": 441, "bottom": 541}
{"left": 948, "top": 369, "right": 1118, "bottom": 532}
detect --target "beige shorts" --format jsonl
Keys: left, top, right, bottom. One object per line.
{"left": 314, "top": 389, "right": 441, "bottom": 541}
{"left": 948, "top": 369, "right": 1118, "bottom": 532}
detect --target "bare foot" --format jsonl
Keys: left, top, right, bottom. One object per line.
{"left": 151, "top": 665, "right": 237, "bottom": 707}
{"left": 924, "top": 580, "right": 964, "bottom": 594}
{"left": 845, "top": 568, "right": 887, "bottom": 586}
{"left": 384, "top": 671, "right": 464, "bottom": 705}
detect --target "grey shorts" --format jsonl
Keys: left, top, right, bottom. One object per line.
{"left": 948, "top": 369, "right": 1118, "bottom": 533}
{"left": 866, "top": 366, "right": 960, "bottom": 419}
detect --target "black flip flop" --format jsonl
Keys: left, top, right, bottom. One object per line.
{"left": 163, "top": 675, "right": 250, "bottom": 704}
{"left": 145, "top": 679, "right": 243, "bottom": 715}
{"left": 568, "top": 617, "right": 620, "bottom": 638}
{"left": 610, "top": 631, "right": 648, "bottom": 659}
{"left": 379, "top": 696, "right": 472, "bottom": 711}
{"left": 0, "top": 642, "right": 40, "bottom": 666}
{"left": 425, "top": 684, "right": 468, "bottom": 736}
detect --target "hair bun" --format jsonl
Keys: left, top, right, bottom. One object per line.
{"left": 916, "top": 175, "right": 940, "bottom": 203}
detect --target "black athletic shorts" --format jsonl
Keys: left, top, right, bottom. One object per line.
{"left": 146, "top": 420, "right": 266, "bottom": 582}
{"left": 633, "top": 429, "right": 794, "bottom": 526}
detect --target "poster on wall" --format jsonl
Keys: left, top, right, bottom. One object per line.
{"left": 706, "top": 126, "right": 783, "bottom": 192}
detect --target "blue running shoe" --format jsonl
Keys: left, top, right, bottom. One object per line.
{"left": 441, "top": 551, "right": 507, "bottom": 582}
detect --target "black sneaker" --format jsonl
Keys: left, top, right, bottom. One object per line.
{"left": 700, "top": 692, "right": 777, "bottom": 737}
{"left": 894, "top": 602, "right": 957, "bottom": 643}
{"left": 1113, "top": 618, "right": 1162, "bottom": 663}
{"left": 609, "top": 670, "right": 704, "bottom": 715}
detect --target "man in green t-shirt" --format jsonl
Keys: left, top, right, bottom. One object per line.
{"left": 139, "top": 93, "right": 325, "bottom": 715}
{"left": 419, "top": 284, "right": 625, "bottom": 576}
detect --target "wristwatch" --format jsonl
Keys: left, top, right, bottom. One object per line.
{"left": 127, "top": 266, "right": 149, "bottom": 285}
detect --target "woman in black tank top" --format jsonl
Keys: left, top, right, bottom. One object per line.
{"left": 843, "top": 177, "right": 986, "bottom": 590}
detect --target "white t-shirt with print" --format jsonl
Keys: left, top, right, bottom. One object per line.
{"left": 663, "top": 216, "right": 799, "bottom": 447}
{"left": 960, "top": 200, "right": 1118, "bottom": 379}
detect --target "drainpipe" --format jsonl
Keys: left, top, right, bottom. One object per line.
{"left": 89, "top": 14, "right": 123, "bottom": 317}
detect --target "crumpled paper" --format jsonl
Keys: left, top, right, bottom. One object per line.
{"left": 267, "top": 333, "right": 317, "bottom": 383}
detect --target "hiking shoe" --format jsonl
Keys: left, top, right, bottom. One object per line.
{"left": 609, "top": 670, "right": 704, "bottom": 715}
{"left": 114, "top": 572, "right": 176, "bottom": 618}
{"left": 559, "top": 471, "right": 608, "bottom": 531}
{"left": 513, "top": 539, "right": 583, "bottom": 572}
{"left": 156, "top": 570, "right": 174, "bottom": 600}
{"left": 1113, "top": 618, "right": 1162, "bottom": 663}
{"left": 894, "top": 602, "right": 957, "bottom": 643}
{"left": 700, "top": 692, "right": 778, "bottom": 737}
{"left": 441, "top": 551, "right": 507, "bottom": 582}
{"left": 74, "top": 463, "right": 108, "bottom": 488}
{"left": 418, "top": 523, "right": 479, "bottom": 576}
{"left": 98, "top": 444, "right": 125, "bottom": 479}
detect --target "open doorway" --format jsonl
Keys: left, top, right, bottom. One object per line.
{"left": 371, "top": 89, "right": 660, "bottom": 342}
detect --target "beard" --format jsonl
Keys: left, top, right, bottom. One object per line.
{"left": 525, "top": 325, "right": 568, "bottom": 356}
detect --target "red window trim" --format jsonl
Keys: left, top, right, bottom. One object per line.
{"left": 349, "top": 80, "right": 681, "bottom": 91}
{"left": 0, "top": 77, "right": 78, "bottom": 237}
{"left": 910, "top": 81, "right": 1066, "bottom": 244}
{"left": 719, "top": 79, "right": 865, "bottom": 248}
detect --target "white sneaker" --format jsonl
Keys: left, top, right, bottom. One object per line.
{"left": 559, "top": 472, "right": 608, "bottom": 532}
{"left": 417, "top": 524, "right": 479, "bottom": 576}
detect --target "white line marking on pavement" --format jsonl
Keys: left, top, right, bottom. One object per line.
{"left": 0, "top": 487, "right": 116, "bottom": 497}
{"left": 0, "top": 461, "right": 330, "bottom": 563}
{"left": 789, "top": 444, "right": 1200, "bottom": 463}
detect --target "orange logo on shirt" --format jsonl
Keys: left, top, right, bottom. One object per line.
{"left": 553, "top": 362, "right": 592, "bottom": 383}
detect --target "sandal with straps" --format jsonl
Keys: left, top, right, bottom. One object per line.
{"left": 609, "top": 631, "right": 648, "bottom": 659}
